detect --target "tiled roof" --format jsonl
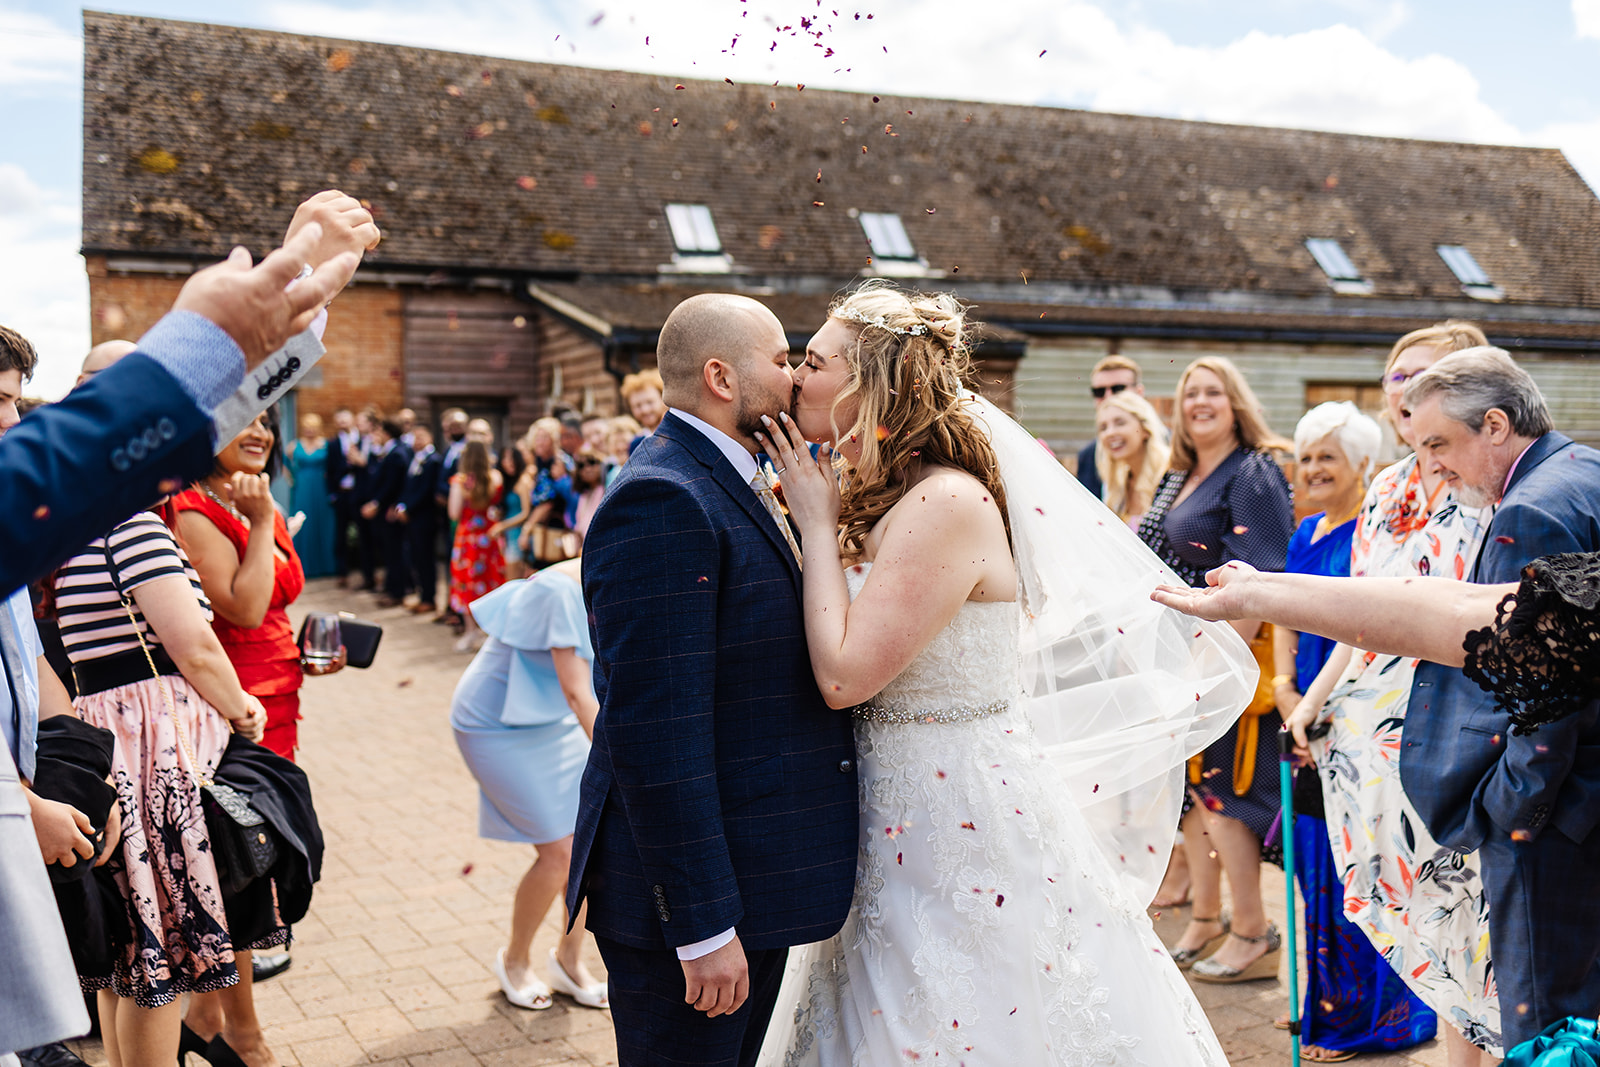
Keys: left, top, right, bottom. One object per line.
{"left": 84, "top": 11, "right": 1600, "bottom": 310}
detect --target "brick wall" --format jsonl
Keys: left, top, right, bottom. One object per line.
{"left": 300, "top": 285, "right": 404, "bottom": 420}
{"left": 88, "top": 256, "right": 406, "bottom": 423}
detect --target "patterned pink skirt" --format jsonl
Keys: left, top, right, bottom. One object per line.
{"left": 76, "top": 674, "right": 284, "bottom": 1007}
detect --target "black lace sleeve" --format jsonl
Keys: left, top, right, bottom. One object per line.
{"left": 1461, "top": 552, "right": 1600, "bottom": 733}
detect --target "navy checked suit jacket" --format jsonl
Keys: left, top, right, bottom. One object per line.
{"left": 565, "top": 413, "right": 859, "bottom": 952}
{"left": 0, "top": 352, "right": 213, "bottom": 596}
{"left": 1402, "top": 432, "right": 1600, "bottom": 850}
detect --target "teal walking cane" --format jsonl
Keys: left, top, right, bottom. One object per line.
{"left": 1280, "top": 726, "right": 1301, "bottom": 1064}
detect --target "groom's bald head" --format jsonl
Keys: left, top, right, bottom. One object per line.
{"left": 657, "top": 294, "right": 784, "bottom": 409}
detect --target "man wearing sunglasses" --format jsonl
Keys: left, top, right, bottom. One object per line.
{"left": 1075, "top": 354, "right": 1144, "bottom": 499}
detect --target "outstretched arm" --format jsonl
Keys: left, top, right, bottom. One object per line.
{"left": 1151, "top": 561, "right": 1509, "bottom": 667}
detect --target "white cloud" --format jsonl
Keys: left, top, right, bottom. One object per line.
{"left": 0, "top": 8, "right": 80, "bottom": 88}
{"left": 0, "top": 161, "right": 87, "bottom": 400}
{"left": 1575, "top": 0, "right": 1600, "bottom": 39}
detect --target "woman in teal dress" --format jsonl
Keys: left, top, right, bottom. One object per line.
{"left": 287, "top": 412, "right": 337, "bottom": 578}
{"left": 450, "top": 559, "right": 608, "bottom": 1013}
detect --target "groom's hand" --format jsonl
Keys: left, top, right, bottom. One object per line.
{"left": 682, "top": 936, "right": 749, "bottom": 1018}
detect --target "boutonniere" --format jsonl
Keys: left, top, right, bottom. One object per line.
{"left": 761, "top": 461, "right": 791, "bottom": 514}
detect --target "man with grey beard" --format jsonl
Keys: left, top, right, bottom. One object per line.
{"left": 1398, "top": 346, "right": 1600, "bottom": 1048}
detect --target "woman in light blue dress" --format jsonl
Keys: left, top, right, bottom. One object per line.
{"left": 450, "top": 558, "right": 608, "bottom": 1012}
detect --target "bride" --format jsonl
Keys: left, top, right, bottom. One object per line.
{"left": 752, "top": 281, "right": 1257, "bottom": 1065}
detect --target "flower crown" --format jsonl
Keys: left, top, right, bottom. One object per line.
{"left": 836, "top": 305, "right": 928, "bottom": 336}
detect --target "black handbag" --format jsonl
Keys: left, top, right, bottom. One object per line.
{"left": 297, "top": 612, "right": 383, "bottom": 669}
{"left": 102, "top": 539, "right": 281, "bottom": 895}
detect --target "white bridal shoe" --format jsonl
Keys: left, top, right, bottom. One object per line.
{"left": 494, "top": 947, "right": 552, "bottom": 1010}
{"left": 547, "top": 948, "right": 609, "bottom": 1009}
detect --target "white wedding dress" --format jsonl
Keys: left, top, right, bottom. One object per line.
{"left": 758, "top": 563, "right": 1230, "bottom": 1066}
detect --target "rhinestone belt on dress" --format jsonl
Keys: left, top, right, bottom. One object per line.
{"left": 854, "top": 698, "right": 1010, "bottom": 725}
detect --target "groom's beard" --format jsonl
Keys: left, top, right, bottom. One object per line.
{"left": 734, "top": 388, "right": 787, "bottom": 446}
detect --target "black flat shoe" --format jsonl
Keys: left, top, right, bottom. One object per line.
{"left": 178, "top": 1023, "right": 210, "bottom": 1066}
{"left": 18, "top": 1043, "right": 89, "bottom": 1067}
{"left": 202, "top": 1036, "right": 247, "bottom": 1067}
{"left": 252, "top": 951, "right": 292, "bottom": 984}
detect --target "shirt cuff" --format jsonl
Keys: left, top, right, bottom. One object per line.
{"left": 137, "top": 311, "right": 247, "bottom": 417}
{"left": 675, "top": 927, "right": 736, "bottom": 961}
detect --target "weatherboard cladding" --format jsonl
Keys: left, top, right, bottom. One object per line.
{"left": 83, "top": 11, "right": 1600, "bottom": 309}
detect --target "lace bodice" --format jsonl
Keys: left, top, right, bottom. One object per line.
{"left": 845, "top": 562, "right": 1020, "bottom": 717}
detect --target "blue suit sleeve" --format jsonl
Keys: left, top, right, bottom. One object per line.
{"left": 1476, "top": 500, "right": 1588, "bottom": 838}
{"left": 583, "top": 474, "right": 742, "bottom": 945}
{"left": 0, "top": 353, "right": 213, "bottom": 595}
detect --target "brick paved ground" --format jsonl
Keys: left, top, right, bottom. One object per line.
{"left": 75, "top": 578, "right": 1453, "bottom": 1067}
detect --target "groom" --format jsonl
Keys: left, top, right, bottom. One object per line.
{"left": 568, "top": 294, "right": 859, "bottom": 1066}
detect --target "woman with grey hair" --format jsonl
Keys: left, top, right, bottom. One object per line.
{"left": 1271, "top": 402, "right": 1438, "bottom": 1061}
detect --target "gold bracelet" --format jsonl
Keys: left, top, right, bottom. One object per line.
{"left": 1270, "top": 674, "right": 1295, "bottom": 690}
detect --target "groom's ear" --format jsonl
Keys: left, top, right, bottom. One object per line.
{"left": 702, "top": 357, "right": 738, "bottom": 403}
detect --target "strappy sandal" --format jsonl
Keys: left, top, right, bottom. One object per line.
{"left": 1190, "top": 923, "right": 1282, "bottom": 983}
{"left": 1301, "top": 1047, "right": 1357, "bottom": 1063}
{"left": 1169, "top": 914, "right": 1230, "bottom": 969}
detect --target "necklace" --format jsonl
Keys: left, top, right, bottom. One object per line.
{"left": 198, "top": 480, "right": 247, "bottom": 525}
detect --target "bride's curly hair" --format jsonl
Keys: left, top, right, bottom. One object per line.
{"left": 824, "top": 280, "right": 1009, "bottom": 558}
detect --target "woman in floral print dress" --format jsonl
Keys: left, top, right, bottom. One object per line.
{"left": 1289, "top": 322, "right": 1501, "bottom": 1063}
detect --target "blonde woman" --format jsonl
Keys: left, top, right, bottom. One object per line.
{"left": 756, "top": 282, "right": 1246, "bottom": 1064}
{"left": 1094, "top": 390, "right": 1169, "bottom": 527}
{"left": 1135, "top": 356, "right": 1294, "bottom": 982}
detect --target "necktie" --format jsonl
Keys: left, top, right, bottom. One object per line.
{"left": 750, "top": 472, "right": 804, "bottom": 568}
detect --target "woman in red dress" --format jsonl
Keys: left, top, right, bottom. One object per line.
{"left": 174, "top": 411, "right": 308, "bottom": 761}
{"left": 448, "top": 438, "right": 506, "bottom": 652}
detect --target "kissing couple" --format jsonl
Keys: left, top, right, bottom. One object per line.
{"left": 566, "top": 281, "right": 1258, "bottom": 1066}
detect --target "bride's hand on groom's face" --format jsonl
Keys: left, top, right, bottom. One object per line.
{"left": 757, "top": 411, "right": 839, "bottom": 536}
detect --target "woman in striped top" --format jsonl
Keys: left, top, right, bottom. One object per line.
{"left": 54, "top": 507, "right": 277, "bottom": 1067}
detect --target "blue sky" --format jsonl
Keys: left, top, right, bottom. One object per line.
{"left": 3, "top": 0, "right": 1598, "bottom": 397}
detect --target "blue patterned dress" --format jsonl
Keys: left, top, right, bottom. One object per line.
{"left": 1287, "top": 512, "right": 1437, "bottom": 1053}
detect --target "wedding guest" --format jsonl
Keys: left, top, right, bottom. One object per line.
{"left": 1286, "top": 323, "right": 1500, "bottom": 1064}
{"left": 53, "top": 507, "right": 275, "bottom": 1067}
{"left": 448, "top": 439, "right": 505, "bottom": 652}
{"left": 619, "top": 369, "right": 665, "bottom": 454}
{"left": 564, "top": 449, "right": 608, "bottom": 545}
{"left": 349, "top": 408, "right": 380, "bottom": 592}
{"left": 432, "top": 411, "right": 473, "bottom": 628}
{"left": 517, "top": 418, "right": 573, "bottom": 570}
{"left": 581, "top": 415, "right": 610, "bottom": 456}
{"left": 1094, "top": 390, "right": 1168, "bottom": 527}
{"left": 450, "top": 560, "right": 607, "bottom": 1012}
{"left": 395, "top": 407, "right": 417, "bottom": 449}
{"left": 75, "top": 339, "right": 136, "bottom": 387}
{"left": 326, "top": 409, "right": 359, "bottom": 588}
{"left": 360, "top": 418, "right": 412, "bottom": 607}
{"left": 395, "top": 425, "right": 442, "bottom": 614}
{"left": 1272, "top": 403, "right": 1437, "bottom": 1061}
{"left": 497, "top": 441, "right": 530, "bottom": 581}
{"left": 605, "top": 416, "right": 641, "bottom": 478}
{"left": 1136, "top": 355, "right": 1294, "bottom": 982}
{"left": 558, "top": 414, "right": 585, "bottom": 461}
{"left": 1075, "top": 354, "right": 1144, "bottom": 499}
{"left": 286, "top": 413, "right": 336, "bottom": 579}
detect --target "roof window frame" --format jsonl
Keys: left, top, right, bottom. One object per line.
{"left": 1436, "top": 244, "right": 1504, "bottom": 301}
{"left": 856, "top": 210, "right": 932, "bottom": 278}
{"left": 1304, "top": 237, "right": 1373, "bottom": 296}
{"left": 662, "top": 203, "right": 732, "bottom": 274}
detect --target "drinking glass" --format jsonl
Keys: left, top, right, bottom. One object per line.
{"left": 302, "top": 612, "right": 342, "bottom": 670}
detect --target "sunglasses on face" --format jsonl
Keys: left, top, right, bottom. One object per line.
{"left": 1090, "top": 383, "right": 1130, "bottom": 399}
{"left": 576, "top": 458, "right": 603, "bottom": 467}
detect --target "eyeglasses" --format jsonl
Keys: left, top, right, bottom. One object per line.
{"left": 1382, "top": 369, "right": 1420, "bottom": 394}
{"left": 1090, "top": 383, "right": 1130, "bottom": 399}
{"left": 576, "top": 458, "right": 603, "bottom": 467}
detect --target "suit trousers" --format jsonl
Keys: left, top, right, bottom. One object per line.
{"left": 596, "top": 937, "right": 788, "bottom": 1067}
{"left": 381, "top": 519, "right": 410, "bottom": 598}
{"left": 1479, "top": 827, "right": 1600, "bottom": 1047}
{"left": 331, "top": 495, "right": 355, "bottom": 579}
{"left": 406, "top": 516, "right": 438, "bottom": 606}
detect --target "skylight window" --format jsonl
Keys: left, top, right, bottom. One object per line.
{"left": 1436, "top": 244, "right": 1502, "bottom": 299}
{"left": 1304, "top": 238, "right": 1373, "bottom": 295}
{"left": 860, "top": 212, "right": 916, "bottom": 260}
{"left": 664, "top": 204, "right": 722, "bottom": 254}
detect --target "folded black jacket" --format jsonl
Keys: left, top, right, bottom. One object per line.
{"left": 210, "top": 733, "right": 324, "bottom": 944}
